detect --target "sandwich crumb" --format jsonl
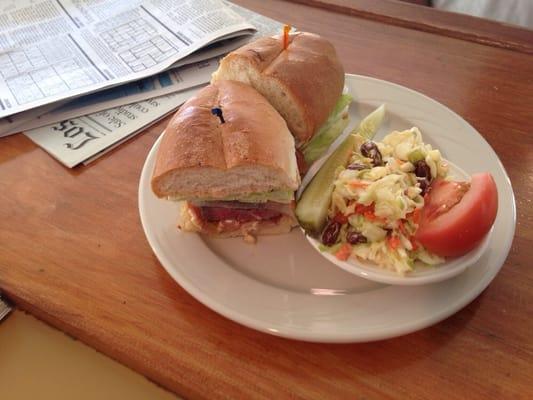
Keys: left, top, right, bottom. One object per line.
{"left": 242, "top": 223, "right": 259, "bottom": 244}
{"left": 243, "top": 232, "right": 257, "bottom": 244}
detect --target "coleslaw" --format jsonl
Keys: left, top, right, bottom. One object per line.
{"left": 320, "top": 127, "right": 450, "bottom": 274}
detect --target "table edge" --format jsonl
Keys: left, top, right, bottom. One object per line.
{"left": 288, "top": 0, "right": 533, "bottom": 54}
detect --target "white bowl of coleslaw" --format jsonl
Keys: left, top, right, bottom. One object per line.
{"left": 304, "top": 127, "right": 494, "bottom": 285}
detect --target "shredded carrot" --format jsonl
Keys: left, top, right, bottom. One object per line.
{"left": 355, "top": 203, "right": 374, "bottom": 215}
{"left": 349, "top": 180, "right": 369, "bottom": 189}
{"left": 333, "top": 213, "right": 348, "bottom": 224}
{"left": 364, "top": 211, "right": 378, "bottom": 221}
{"left": 410, "top": 237, "right": 419, "bottom": 251}
{"left": 364, "top": 211, "right": 386, "bottom": 223}
{"left": 354, "top": 203, "right": 386, "bottom": 223}
{"left": 388, "top": 236, "right": 401, "bottom": 250}
{"left": 335, "top": 243, "right": 352, "bottom": 261}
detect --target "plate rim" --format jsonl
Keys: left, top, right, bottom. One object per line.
{"left": 138, "top": 73, "right": 516, "bottom": 342}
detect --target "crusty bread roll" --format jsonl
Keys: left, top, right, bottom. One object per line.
{"left": 178, "top": 202, "right": 297, "bottom": 238}
{"left": 211, "top": 32, "right": 344, "bottom": 147}
{"left": 151, "top": 80, "right": 300, "bottom": 200}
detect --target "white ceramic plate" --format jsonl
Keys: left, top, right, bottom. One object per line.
{"left": 306, "top": 161, "right": 493, "bottom": 286}
{"left": 139, "top": 74, "right": 515, "bottom": 343}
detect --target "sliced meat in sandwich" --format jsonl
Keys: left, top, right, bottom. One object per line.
{"left": 151, "top": 80, "right": 300, "bottom": 240}
{"left": 211, "top": 32, "right": 352, "bottom": 167}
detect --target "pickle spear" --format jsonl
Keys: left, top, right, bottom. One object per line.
{"left": 295, "top": 105, "right": 386, "bottom": 235}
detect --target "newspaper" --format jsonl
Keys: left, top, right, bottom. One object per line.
{"left": 24, "top": 87, "right": 199, "bottom": 167}
{"left": 0, "top": 0, "right": 255, "bottom": 119}
{"left": 0, "top": 34, "right": 251, "bottom": 138}
{"left": 0, "top": 1, "right": 286, "bottom": 137}
{"left": 2, "top": 57, "right": 219, "bottom": 136}
{"left": 0, "top": 294, "right": 12, "bottom": 322}
{"left": 22, "top": 2, "right": 290, "bottom": 168}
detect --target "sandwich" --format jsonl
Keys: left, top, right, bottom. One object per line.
{"left": 211, "top": 31, "right": 352, "bottom": 167}
{"left": 151, "top": 80, "right": 300, "bottom": 240}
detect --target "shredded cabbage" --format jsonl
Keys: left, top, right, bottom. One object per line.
{"left": 323, "top": 127, "right": 449, "bottom": 275}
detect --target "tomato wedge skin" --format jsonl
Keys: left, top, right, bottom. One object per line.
{"left": 415, "top": 173, "right": 498, "bottom": 257}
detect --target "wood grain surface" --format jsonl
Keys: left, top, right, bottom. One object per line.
{"left": 1, "top": 1, "right": 532, "bottom": 399}
{"left": 289, "top": 0, "right": 533, "bottom": 54}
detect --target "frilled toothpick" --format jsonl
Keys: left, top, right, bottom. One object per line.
{"left": 283, "top": 24, "right": 291, "bottom": 50}
{"left": 211, "top": 107, "right": 225, "bottom": 124}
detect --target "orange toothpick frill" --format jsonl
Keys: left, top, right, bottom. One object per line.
{"left": 283, "top": 25, "right": 291, "bottom": 50}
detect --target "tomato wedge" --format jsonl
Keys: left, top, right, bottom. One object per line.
{"left": 415, "top": 173, "right": 498, "bottom": 257}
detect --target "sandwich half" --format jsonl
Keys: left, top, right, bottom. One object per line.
{"left": 151, "top": 80, "right": 300, "bottom": 239}
{"left": 211, "top": 31, "right": 350, "bottom": 164}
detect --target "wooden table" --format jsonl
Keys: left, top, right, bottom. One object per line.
{"left": 1, "top": 1, "right": 532, "bottom": 399}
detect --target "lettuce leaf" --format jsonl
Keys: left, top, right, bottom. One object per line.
{"left": 302, "top": 94, "right": 353, "bottom": 164}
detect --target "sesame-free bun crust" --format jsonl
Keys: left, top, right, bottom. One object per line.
{"left": 212, "top": 32, "right": 344, "bottom": 146}
{"left": 151, "top": 80, "right": 300, "bottom": 199}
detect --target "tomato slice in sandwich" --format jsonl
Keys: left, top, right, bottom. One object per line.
{"left": 415, "top": 173, "right": 498, "bottom": 257}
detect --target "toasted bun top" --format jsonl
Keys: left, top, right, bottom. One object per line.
{"left": 151, "top": 80, "right": 299, "bottom": 199}
{"left": 212, "top": 32, "right": 345, "bottom": 145}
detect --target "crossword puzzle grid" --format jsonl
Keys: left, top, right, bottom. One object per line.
{"left": 119, "top": 35, "right": 177, "bottom": 72}
{"left": 1, "top": 49, "right": 95, "bottom": 104}
{"left": 100, "top": 19, "right": 177, "bottom": 72}
{"left": 100, "top": 19, "right": 157, "bottom": 52}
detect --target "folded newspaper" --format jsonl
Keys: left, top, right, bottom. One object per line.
{"left": 25, "top": 88, "right": 200, "bottom": 167}
{"left": 22, "top": 2, "right": 287, "bottom": 168}
{"left": 1, "top": 1, "right": 284, "bottom": 137}
{"left": 0, "top": 294, "right": 12, "bottom": 322}
{"left": 0, "top": 0, "right": 256, "bottom": 119}
{"left": 6, "top": 57, "right": 220, "bottom": 136}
